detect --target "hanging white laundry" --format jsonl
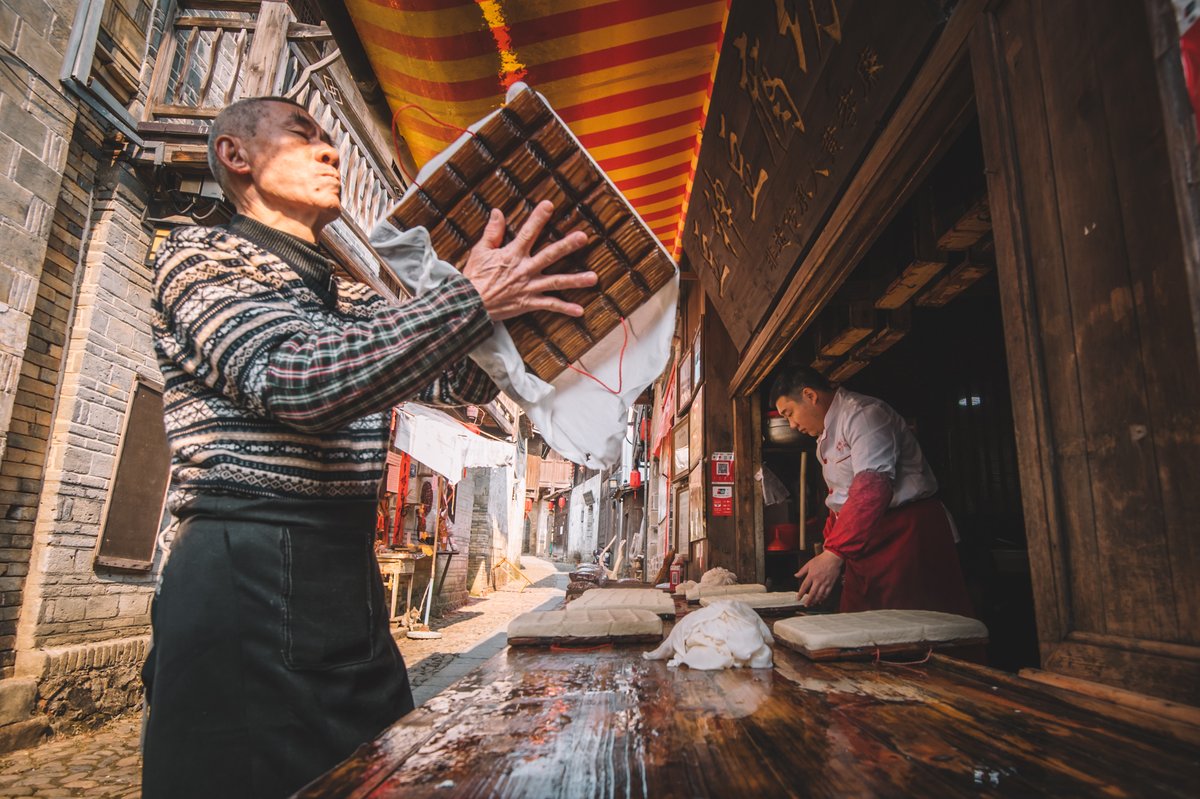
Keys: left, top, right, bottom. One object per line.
{"left": 392, "top": 404, "right": 514, "bottom": 484}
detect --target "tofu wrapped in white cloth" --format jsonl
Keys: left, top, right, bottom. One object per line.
{"left": 643, "top": 600, "right": 773, "bottom": 670}
{"left": 699, "top": 566, "right": 739, "bottom": 586}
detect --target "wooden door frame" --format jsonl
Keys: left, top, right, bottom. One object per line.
{"left": 1144, "top": 0, "right": 1200, "bottom": 365}
{"left": 969, "top": 7, "right": 1070, "bottom": 653}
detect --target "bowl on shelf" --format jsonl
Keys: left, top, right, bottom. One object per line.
{"left": 766, "top": 411, "right": 804, "bottom": 446}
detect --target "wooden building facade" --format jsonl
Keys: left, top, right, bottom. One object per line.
{"left": 673, "top": 0, "right": 1200, "bottom": 707}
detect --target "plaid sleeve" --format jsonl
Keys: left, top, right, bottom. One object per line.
{"left": 418, "top": 358, "right": 500, "bottom": 406}
{"left": 154, "top": 227, "right": 494, "bottom": 431}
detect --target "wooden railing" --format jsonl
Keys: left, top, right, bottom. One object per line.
{"left": 143, "top": 6, "right": 257, "bottom": 121}
{"left": 140, "top": 1, "right": 404, "bottom": 242}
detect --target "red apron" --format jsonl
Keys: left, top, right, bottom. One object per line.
{"left": 827, "top": 497, "right": 974, "bottom": 617}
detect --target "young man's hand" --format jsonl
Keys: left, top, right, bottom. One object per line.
{"left": 796, "top": 549, "right": 844, "bottom": 607}
{"left": 462, "top": 202, "right": 596, "bottom": 321}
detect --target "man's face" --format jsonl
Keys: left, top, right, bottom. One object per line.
{"left": 776, "top": 389, "right": 826, "bottom": 437}
{"left": 240, "top": 102, "right": 342, "bottom": 229}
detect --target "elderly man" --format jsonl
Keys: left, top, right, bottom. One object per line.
{"left": 771, "top": 367, "right": 972, "bottom": 617}
{"left": 141, "top": 96, "right": 595, "bottom": 799}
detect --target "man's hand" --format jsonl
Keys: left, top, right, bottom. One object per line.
{"left": 795, "top": 549, "right": 844, "bottom": 607}
{"left": 462, "top": 202, "right": 596, "bottom": 321}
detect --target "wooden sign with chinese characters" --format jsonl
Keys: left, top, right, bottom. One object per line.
{"left": 681, "top": 0, "right": 945, "bottom": 349}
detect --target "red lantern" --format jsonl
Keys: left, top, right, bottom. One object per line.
{"left": 524, "top": 498, "right": 533, "bottom": 514}
{"left": 629, "top": 469, "right": 642, "bottom": 489}
{"left": 558, "top": 496, "right": 566, "bottom": 509}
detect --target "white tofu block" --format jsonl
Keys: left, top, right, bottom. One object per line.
{"left": 570, "top": 587, "right": 677, "bottom": 616}
{"left": 685, "top": 583, "right": 767, "bottom": 603}
{"left": 773, "top": 610, "right": 988, "bottom": 651}
{"left": 507, "top": 608, "right": 664, "bottom": 641}
{"left": 700, "top": 592, "right": 806, "bottom": 611}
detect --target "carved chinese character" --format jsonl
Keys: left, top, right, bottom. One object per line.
{"left": 701, "top": 172, "right": 743, "bottom": 257}
{"left": 821, "top": 125, "right": 842, "bottom": 161}
{"left": 857, "top": 46, "right": 883, "bottom": 94}
{"left": 775, "top": 0, "right": 843, "bottom": 74}
{"left": 733, "top": 33, "right": 805, "bottom": 151}
{"left": 836, "top": 86, "right": 858, "bottom": 128}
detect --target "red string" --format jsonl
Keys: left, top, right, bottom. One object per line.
{"left": 565, "top": 317, "right": 630, "bottom": 396}
{"left": 873, "top": 646, "right": 934, "bottom": 667}
{"left": 390, "top": 102, "right": 478, "bottom": 187}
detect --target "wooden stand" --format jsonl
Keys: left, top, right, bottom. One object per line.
{"left": 493, "top": 557, "right": 534, "bottom": 592}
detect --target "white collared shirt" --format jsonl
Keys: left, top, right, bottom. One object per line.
{"left": 817, "top": 388, "right": 938, "bottom": 511}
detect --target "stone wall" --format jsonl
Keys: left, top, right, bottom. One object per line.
{"left": 21, "top": 635, "right": 148, "bottom": 733}
{"left": 0, "top": 0, "right": 83, "bottom": 678}
{"left": 15, "top": 152, "right": 160, "bottom": 656}
{"left": 467, "top": 467, "right": 497, "bottom": 595}
{"left": 433, "top": 475, "right": 472, "bottom": 615}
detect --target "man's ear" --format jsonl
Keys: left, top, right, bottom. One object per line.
{"left": 802, "top": 387, "right": 818, "bottom": 406}
{"left": 214, "top": 135, "right": 251, "bottom": 176}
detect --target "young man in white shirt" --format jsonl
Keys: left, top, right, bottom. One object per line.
{"left": 772, "top": 368, "right": 973, "bottom": 616}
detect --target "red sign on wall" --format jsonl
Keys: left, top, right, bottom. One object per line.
{"left": 711, "top": 485, "right": 733, "bottom": 516}
{"left": 711, "top": 451, "right": 734, "bottom": 484}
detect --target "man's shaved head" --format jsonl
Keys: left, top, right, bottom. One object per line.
{"left": 207, "top": 96, "right": 309, "bottom": 196}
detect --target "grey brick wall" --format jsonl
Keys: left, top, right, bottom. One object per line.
{"left": 0, "top": 0, "right": 83, "bottom": 674}
{"left": 16, "top": 152, "right": 161, "bottom": 654}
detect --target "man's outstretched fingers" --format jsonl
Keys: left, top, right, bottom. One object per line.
{"left": 528, "top": 230, "right": 589, "bottom": 273}
{"left": 476, "top": 207, "right": 506, "bottom": 251}
{"left": 529, "top": 270, "right": 598, "bottom": 294}
{"left": 511, "top": 201, "right": 554, "bottom": 252}
{"left": 526, "top": 296, "right": 586, "bottom": 316}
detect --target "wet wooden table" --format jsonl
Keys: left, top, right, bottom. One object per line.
{"left": 295, "top": 643, "right": 1199, "bottom": 797}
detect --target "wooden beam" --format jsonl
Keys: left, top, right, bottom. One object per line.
{"left": 288, "top": 22, "right": 333, "bottom": 40}
{"left": 827, "top": 357, "right": 869, "bottom": 383}
{"left": 242, "top": 1, "right": 290, "bottom": 97}
{"left": 816, "top": 298, "right": 876, "bottom": 357}
{"left": 810, "top": 354, "right": 838, "bottom": 374}
{"left": 174, "top": 16, "right": 257, "bottom": 30}
{"left": 917, "top": 255, "right": 992, "bottom": 306}
{"left": 875, "top": 261, "right": 944, "bottom": 309}
{"left": 877, "top": 189, "right": 948, "bottom": 309}
{"left": 855, "top": 305, "right": 912, "bottom": 358}
{"left": 168, "top": 147, "right": 209, "bottom": 166}
{"left": 937, "top": 193, "right": 992, "bottom": 250}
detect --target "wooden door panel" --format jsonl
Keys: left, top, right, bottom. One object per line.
{"left": 971, "top": 0, "right": 1200, "bottom": 700}
{"left": 1029, "top": 0, "right": 1182, "bottom": 642}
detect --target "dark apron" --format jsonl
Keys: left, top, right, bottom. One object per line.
{"left": 142, "top": 494, "right": 414, "bottom": 799}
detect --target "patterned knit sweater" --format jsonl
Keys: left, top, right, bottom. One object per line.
{"left": 152, "top": 215, "right": 498, "bottom": 509}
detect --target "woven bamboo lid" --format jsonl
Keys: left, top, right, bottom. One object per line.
{"left": 388, "top": 87, "right": 676, "bottom": 383}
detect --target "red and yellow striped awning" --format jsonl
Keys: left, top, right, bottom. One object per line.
{"left": 344, "top": 0, "right": 729, "bottom": 257}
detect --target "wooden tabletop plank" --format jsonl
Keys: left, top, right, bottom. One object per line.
{"left": 294, "top": 645, "right": 1199, "bottom": 798}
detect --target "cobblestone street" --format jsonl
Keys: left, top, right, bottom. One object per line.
{"left": 0, "top": 558, "right": 567, "bottom": 798}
